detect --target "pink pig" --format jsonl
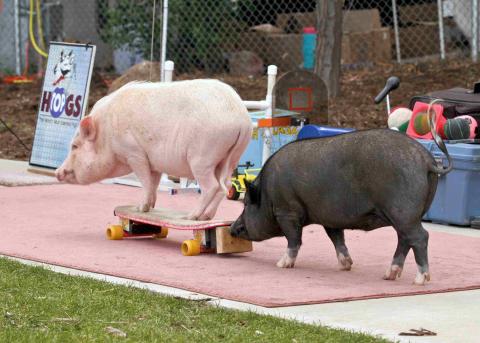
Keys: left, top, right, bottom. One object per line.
{"left": 55, "top": 80, "right": 252, "bottom": 220}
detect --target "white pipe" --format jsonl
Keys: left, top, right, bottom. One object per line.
{"left": 243, "top": 66, "right": 278, "bottom": 112}
{"left": 14, "top": 0, "right": 21, "bottom": 75}
{"left": 164, "top": 60, "right": 174, "bottom": 82}
{"left": 437, "top": 0, "right": 445, "bottom": 60}
{"left": 392, "top": 0, "right": 402, "bottom": 63}
{"left": 160, "top": 0, "right": 169, "bottom": 81}
{"left": 265, "top": 65, "right": 277, "bottom": 118}
{"left": 262, "top": 65, "right": 278, "bottom": 165}
{"left": 473, "top": 0, "right": 478, "bottom": 62}
{"left": 243, "top": 100, "right": 269, "bottom": 110}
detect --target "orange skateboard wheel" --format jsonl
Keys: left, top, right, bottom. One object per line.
{"left": 181, "top": 239, "right": 201, "bottom": 256}
{"left": 106, "top": 225, "right": 124, "bottom": 240}
{"left": 154, "top": 227, "right": 169, "bottom": 239}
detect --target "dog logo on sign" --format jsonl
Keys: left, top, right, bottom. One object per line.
{"left": 53, "top": 49, "right": 76, "bottom": 86}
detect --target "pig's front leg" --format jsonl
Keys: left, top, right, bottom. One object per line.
{"left": 276, "top": 216, "right": 303, "bottom": 268}
{"left": 324, "top": 228, "right": 353, "bottom": 271}
{"left": 127, "top": 155, "right": 160, "bottom": 212}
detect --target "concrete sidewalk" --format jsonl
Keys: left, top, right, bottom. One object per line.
{"left": 2, "top": 159, "right": 479, "bottom": 343}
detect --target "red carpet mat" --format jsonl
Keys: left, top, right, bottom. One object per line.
{"left": 1, "top": 183, "right": 480, "bottom": 307}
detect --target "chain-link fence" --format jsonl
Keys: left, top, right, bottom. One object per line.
{"left": 1, "top": 0, "right": 479, "bottom": 79}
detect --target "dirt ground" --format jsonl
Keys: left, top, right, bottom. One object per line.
{"left": 1, "top": 58, "right": 479, "bottom": 161}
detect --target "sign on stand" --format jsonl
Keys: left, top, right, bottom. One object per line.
{"left": 274, "top": 70, "right": 329, "bottom": 125}
{"left": 29, "top": 42, "right": 96, "bottom": 173}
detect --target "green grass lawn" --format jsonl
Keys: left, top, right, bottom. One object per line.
{"left": 0, "top": 257, "right": 390, "bottom": 342}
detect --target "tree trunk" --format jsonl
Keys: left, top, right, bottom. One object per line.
{"left": 314, "top": 0, "right": 344, "bottom": 98}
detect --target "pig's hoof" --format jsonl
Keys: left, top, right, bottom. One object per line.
{"left": 197, "top": 213, "right": 213, "bottom": 221}
{"left": 383, "top": 265, "right": 403, "bottom": 280}
{"left": 138, "top": 204, "right": 151, "bottom": 212}
{"left": 276, "top": 254, "right": 295, "bottom": 268}
{"left": 413, "top": 271, "right": 431, "bottom": 285}
{"left": 186, "top": 213, "right": 200, "bottom": 221}
{"left": 337, "top": 253, "right": 353, "bottom": 271}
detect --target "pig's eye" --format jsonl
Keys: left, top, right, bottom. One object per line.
{"left": 72, "top": 144, "right": 78, "bottom": 150}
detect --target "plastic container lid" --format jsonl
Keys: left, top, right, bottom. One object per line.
{"left": 303, "top": 27, "right": 317, "bottom": 34}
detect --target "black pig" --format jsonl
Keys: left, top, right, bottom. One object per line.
{"left": 230, "top": 129, "right": 452, "bottom": 285}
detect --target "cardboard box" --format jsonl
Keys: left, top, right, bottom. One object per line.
{"left": 342, "top": 9, "right": 391, "bottom": 65}
{"left": 342, "top": 8, "right": 382, "bottom": 33}
{"left": 397, "top": 23, "right": 439, "bottom": 59}
{"left": 342, "top": 27, "right": 392, "bottom": 65}
{"left": 399, "top": 3, "right": 438, "bottom": 24}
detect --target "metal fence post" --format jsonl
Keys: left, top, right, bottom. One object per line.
{"left": 160, "top": 0, "right": 169, "bottom": 82}
{"left": 437, "top": 0, "right": 446, "bottom": 60}
{"left": 391, "top": 0, "right": 402, "bottom": 63}
{"left": 14, "top": 0, "right": 21, "bottom": 75}
{"left": 473, "top": 0, "right": 479, "bottom": 62}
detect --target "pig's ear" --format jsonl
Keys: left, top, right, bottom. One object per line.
{"left": 245, "top": 180, "right": 260, "bottom": 205}
{"left": 79, "top": 116, "right": 96, "bottom": 141}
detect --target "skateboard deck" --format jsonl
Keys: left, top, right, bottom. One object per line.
{"left": 107, "top": 205, "right": 253, "bottom": 256}
{"left": 114, "top": 206, "right": 232, "bottom": 230}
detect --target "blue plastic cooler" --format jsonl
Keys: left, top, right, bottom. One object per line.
{"left": 417, "top": 139, "right": 480, "bottom": 226}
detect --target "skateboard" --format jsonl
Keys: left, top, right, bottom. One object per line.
{"left": 106, "top": 206, "right": 253, "bottom": 256}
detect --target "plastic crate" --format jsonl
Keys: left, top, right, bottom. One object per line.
{"left": 417, "top": 139, "right": 480, "bottom": 226}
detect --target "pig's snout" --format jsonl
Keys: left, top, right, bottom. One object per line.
{"left": 55, "top": 168, "right": 74, "bottom": 183}
{"left": 230, "top": 220, "right": 247, "bottom": 239}
{"left": 55, "top": 168, "right": 65, "bottom": 181}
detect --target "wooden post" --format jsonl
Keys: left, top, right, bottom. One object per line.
{"left": 314, "top": 0, "right": 344, "bottom": 98}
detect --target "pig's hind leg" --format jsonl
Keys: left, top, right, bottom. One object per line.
{"left": 383, "top": 230, "right": 409, "bottom": 281}
{"left": 385, "top": 223, "right": 430, "bottom": 285}
{"left": 200, "top": 161, "right": 235, "bottom": 220}
{"left": 276, "top": 216, "right": 303, "bottom": 268}
{"left": 324, "top": 228, "right": 353, "bottom": 271}
{"left": 188, "top": 169, "right": 221, "bottom": 220}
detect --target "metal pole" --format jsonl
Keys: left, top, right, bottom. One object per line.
{"left": 473, "top": 0, "right": 478, "bottom": 62}
{"left": 160, "top": 0, "right": 169, "bottom": 81}
{"left": 392, "top": 0, "right": 402, "bottom": 63}
{"left": 437, "top": 0, "right": 445, "bottom": 59}
{"left": 14, "top": 0, "right": 21, "bottom": 75}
